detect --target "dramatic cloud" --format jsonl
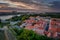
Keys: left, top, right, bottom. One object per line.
{"left": 10, "top": 0, "right": 32, "bottom": 4}
{"left": 0, "top": 0, "right": 60, "bottom": 12}
{"left": 50, "top": 1, "right": 60, "bottom": 9}
{"left": 0, "top": 3, "right": 9, "bottom": 8}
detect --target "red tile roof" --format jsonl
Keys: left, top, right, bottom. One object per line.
{"left": 24, "top": 17, "right": 60, "bottom": 38}
{"left": 57, "top": 28, "right": 60, "bottom": 32}
{"left": 25, "top": 26, "right": 34, "bottom": 30}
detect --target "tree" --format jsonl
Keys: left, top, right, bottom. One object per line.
{"left": 0, "top": 19, "right": 3, "bottom": 28}
{"left": 0, "top": 19, "right": 1, "bottom": 23}
{"left": 12, "top": 28, "right": 53, "bottom": 40}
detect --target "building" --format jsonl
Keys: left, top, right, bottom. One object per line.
{"left": 21, "top": 16, "right": 60, "bottom": 38}
{"left": 24, "top": 16, "right": 50, "bottom": 35}
{"left": 47, "top": 18, "right": 60, "bottom": 38}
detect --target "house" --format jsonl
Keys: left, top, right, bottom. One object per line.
{"left": 24, "top": 16, "right": 49, "bottom": 35}
{"left": 47, "top": 18, "right": 60, "bottom": 38}
{"left": 21, "top": 16, "right": 60, "bottom": 38}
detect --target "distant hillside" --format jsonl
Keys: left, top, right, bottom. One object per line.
{"left": 0, "top": 12, "right": 60, "bottom": 16}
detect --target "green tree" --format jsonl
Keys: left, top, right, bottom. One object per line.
{"left": 12, "top": 28, "right": 53, "bottom": 40}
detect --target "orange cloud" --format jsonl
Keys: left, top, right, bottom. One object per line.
{"left": 0, "top": 10, "right": 12, "bottom": 12}
{"left": 0, "top": 0, "right": 60, "bottom": 12}
{"left": 8, "top": 2, "right": 40, "bottom": 10}
{"left": 0, "top": 6, "right": 2, "bottom": 8}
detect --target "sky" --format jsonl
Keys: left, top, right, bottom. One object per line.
{"left": 0, "top": 0, "right": 60, "bottom": 12}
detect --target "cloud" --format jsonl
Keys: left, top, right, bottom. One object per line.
{"left": 0, "top": 0, "right": 60, "bottom": 12}
{"left": 50, "top": 1, "right": 60, "bottom": 9}
{"left": 10, "top": 0, "right": 34, "bottom": 5}
{"left": 0, "top": 0, "right": 39, "bottom": 10}
{"left": 0, "top": 3, "right": 9, "bottom": 8}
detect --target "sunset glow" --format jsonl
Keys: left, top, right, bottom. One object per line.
{"left": 0, "top": 0, "right": 60, "bottom": 12}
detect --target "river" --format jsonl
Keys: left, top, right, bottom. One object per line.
{"left": 0, "top": 14, "right": 21, "bottom": 20}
